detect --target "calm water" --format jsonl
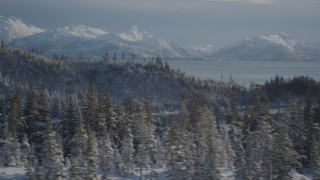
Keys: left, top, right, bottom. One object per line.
{"left": 166, "top": 60, "right": 320, "bottom": 86}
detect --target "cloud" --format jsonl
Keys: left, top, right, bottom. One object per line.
{"left": 206, "top": 0, "right": 274, "bottom": 4}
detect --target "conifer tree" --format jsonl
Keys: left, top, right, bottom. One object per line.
{"left": 8, "top": 93, "right": 24, "bottom": 141}
{"left": 105, "top": 94, "right": 119, "bottom": 147}
{"left": 228, "top": 90, "right": 245, "bottom": 179}
{"left": 289, "top": 99, "right": 307, "bottom": 160}
{"left": 69, "top": 119, "right": 88, "bottom": 180}
{"left": 120, "top": 110, "right": 135, "bottom": 175}
{"left": 3, "top": 93, "right": 24, "bottom": 167}
{"left": 42, "top": 120, "right": 64, "bottom": 180}
{"left": 62, "top": 95, "right": 78, "bottom": 157}
{"left": 82, "top": 85, "right": 97, "bottom": 132}
{"left": 0, "top": 96, "right": 6, "bottom": 141}
{"left": 244, "top": 88, "right": 272, "bottom": 179}
{"left": 303, "top": 88, "right": 313, "bottom": 161}
{"left": 312, "top": 123, "right": 320, "bottom": 180}
{"left": 36, "top": 88, "right": 64, "bottom": 180}
{"left": 203, "top": 106, "right": 221, "bottom": 180}
{"left": 86, "top": 130, "right": 98, "bottom": 180}
{"left": 135, "top": 103, "right": 151, "bottom": 179}
{"left": 100, "top": 129, "right": 113, "bottom": 180}
{"left": 273, "top": 114, "right": 299, "bottom": 179}
{"left": 34, "top": 87, "right": 51, "bottom": 164}
{"left": 165, "top": 101, "right": 194, "bottom": 179}
{"left": 24, "top": 87, "right": 39, "bottom": 143}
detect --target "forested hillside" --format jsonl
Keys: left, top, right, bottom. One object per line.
{"left": 0, "top": 44, "right": 319, "bottom": 179}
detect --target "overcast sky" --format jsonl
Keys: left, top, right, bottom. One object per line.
{"left": 1, "top": 0, "right": 319, "bottom": 48}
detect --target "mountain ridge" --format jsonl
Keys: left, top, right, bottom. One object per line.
{"left": 0, "top": 16, "right": 190, "bottom": 59}
{"left": 210, "top": 33, "right": 319, "bottom": 61}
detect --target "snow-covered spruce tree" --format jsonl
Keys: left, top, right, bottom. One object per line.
{"left": 20, "top": 135, "right": 31, "bottom": 168}
{"left": 115, "top": 104, "right": 125, "bottom": 148}
{"left": 86, "top": 130, "right": 99, "bottom": 180}
{"left": 25, "top": 144, "right": 36, "bottom": 180}
{"left": 0, "top": 96, "right": 6, "bottom": 141}
{"left": 228, "top": 89, "right": 245, "bottom": 179}
{"left": 8, "top": 93, "right": 24, "bottom": 141}
{"left": 288, "top": 99, "right": 308, "bottom": 164}
{"left": 24, "top": 87, "right": 39, "bottom": 143}
{"left": 315, "top": 95, "right": 320, "bottom": 125}
{"left": 143, "top": 97, "right": 161, "bottom": 167}
{"left": 2, "top": 135, "right": 21, "bottom": 167}
{"left": 243, "top": 88, "right": 273, "bottom": 179}
{"left": 272, "top": 113, "right": 299, "bottom": 180}
{"left": 113, "top": 148, "right": 123, "bottom": 175}
{"left": 120, "top": 110, "right": 135, "bottom": 176}
{"left": 82, "top": 85, "right": 98, "bottom": 132}
{"left": 312, "top": 123, "right": 320, "bottom": 180}
{"left": 69, "top": 119, "right": 88, "bottom": 180}
{"left": 135, "top": 102, "right": 152, "bottom": 179}
{"left": 3, "top": 93, "right": 24, "bottom": 167}
{"left": 62, "top": 95, "right": 79, "bottom": 158}
{"left": 165, "top": 101, "right": 193, "bottom": 179}
{"left": 105, "top": 94, "right": 119, "bottom": 148}
{"left": 202, "top": 106, "right": 221, "bottom": 180}
{"left": 39, "top": 88, "right": 64, "bottom": 180}
{"left": 100, "top": 128, "right": 114, "bottom": 180}
{"left": 42, "top": 120, "right": 64, "bottom": 179}
{"left": 96, "top": 92, "right": 107, "bottom": 139}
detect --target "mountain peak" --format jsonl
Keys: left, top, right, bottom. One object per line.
{"left": 0, "top": 15, "right": 46, "bottom": 42}
{"left": 56, "top": 24, "right": 108, "bottom": 39}
{"left": 118, "top": 26, "right": 153, "bottom": 41}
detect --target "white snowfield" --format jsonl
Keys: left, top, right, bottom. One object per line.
{"left": 260, "top": 32, "right": 296, "bottom": 51}
{"left": 0, "top": 166, "right": 312, "bottom": 180}
{"left": 56, "top": 25, "right": 109, "bottom": 39}
{"left": 0, "top": 16, "right": 45, "bottom": 42}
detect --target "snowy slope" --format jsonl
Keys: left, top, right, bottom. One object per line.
{"left": 56, "top": 25, "right": 108, "bottom": 39}
{"left": 184, "top": 44, "right": 216, "bottom": 58}
{"left": 210, "top": 33, "right": 319, "bottom": 61}
{"left": 0, "top": 15, "right": 45, "bottom": 43}
{"left": 117, "top": 26, "right": 190, "bottom": 58}
{"left": 118, "top": 26, "right": 153, "bottom": 41}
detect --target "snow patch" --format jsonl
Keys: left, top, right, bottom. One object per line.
{"left": 260, "top": 33, "right": 296, "bottom": 51}
{"left": 56, "top": 24, "right": 108, "bottom": 39}
{"left": 158, "top": 38, "right": 173, "bottom": 50}
{"left": 0, "top": 166, "right": 26, "bottom": 180}
{"left": 118, "top": 26, "right": 153, "bottom": 41}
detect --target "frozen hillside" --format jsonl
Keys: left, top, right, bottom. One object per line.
{"left": 210, "top": 33, "right": 320, "bottom": 61}
{"left": 0, "top": 15, "right": 45, "bottom": 42}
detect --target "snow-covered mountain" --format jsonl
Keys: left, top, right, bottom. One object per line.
{"left": 0, "top": 15, "right": 189, "bottom": 59}
{"left": 11, "top": 25, "right": 190, "bottom": 59}
{"left": 184, "top": 44, "right": 216, "bottom": 58}
{"left": 0, "top": 15, "right": 45, "bottom": 43}
{"left": 210, "top": 33, "right": 320, "bottom": 61}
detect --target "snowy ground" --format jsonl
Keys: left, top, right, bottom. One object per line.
{"left": 0, "top": 166, "right": 312, "bottom": 180}
{"left": 0, "top": 167, "right": 26, "bottom": 180}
